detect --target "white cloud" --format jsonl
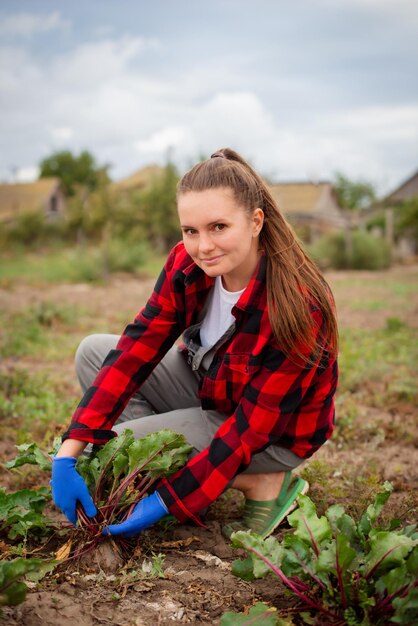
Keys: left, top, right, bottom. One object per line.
{"left": 50, "top": 127, "right": 74, "bottom": 142}
{"left": 135, "top": 127, "right": 190, "bottom": 154}
{"left": 0, "top": 21, "right": 416, "bottom": 196}
{"left": 15, "top": 166, "right": 40, "bottom": 183}
{"left": 326, "top": 105, "right": 418, "bottom": 142}
{"left": 51, "top": 36, "right": 158, "bottom": 88}
{"left": 0, "top": 11, "right": 71, "bottom": 37}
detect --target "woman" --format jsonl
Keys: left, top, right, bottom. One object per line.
{"left": 51, "top": 148, "right": 338, "bottom": 540}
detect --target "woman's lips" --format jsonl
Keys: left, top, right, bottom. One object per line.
{"left": 201, "top": 255, "right": 224, "bottom": 265}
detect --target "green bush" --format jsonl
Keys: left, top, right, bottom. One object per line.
{"left": 309, "top": 230, "right": 392, "bottom": 270}
{"left": 100, "top": 238, "right": 149, "bottom": 274}
{"left": 0, "top": 213, "right": 72, "bottom": 255}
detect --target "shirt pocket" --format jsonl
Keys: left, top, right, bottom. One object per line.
{"left": 223, "top": 353, "right": 261, "bottom": 378}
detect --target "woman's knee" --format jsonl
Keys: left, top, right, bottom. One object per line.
{"left": 75, "top": 333, "right": 118, "bottom": 380}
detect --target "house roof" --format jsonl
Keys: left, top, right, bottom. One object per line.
{"left": 110, "top": 165, "right": 165, "bottom": 192}
{"left": 0, "top": 178, "right": 61, "bottom": 221}
{"left": 385, "top": 169, "right": 418, "bottom": 203}
{"left": 269, "top": 182, "right": 344, "bottom": 224}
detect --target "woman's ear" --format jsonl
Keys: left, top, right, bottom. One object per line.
{"left": 252, "top": 208, "right": 264, "bottom": 236}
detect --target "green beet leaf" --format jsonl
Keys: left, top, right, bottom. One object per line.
{"left": 282, "top": 533, "right": 312, "bottom": 575}
{"left": 231, "top": 555, "right": 256, "bottom": 582}
{"left": 112, "top": 449, "right": 130, "bottom": 483}
{"left": 405, "top": 543, "right": 418, "bottom": 574}
{"left": 391, "top": 586, "right": 418, "bottom": 625}
{"left": 0, "top": 487, "right": 50, "bottom": 515}
{"left": 76, "top": 455, "right": 101, "bottom": 494}
{"left": 126, "top": 430, "right": 192, "bottom": 475}
{"left": 358, "top": 481, "right": 393, "bottom": 537}
{"left": 5, "top": 442, "right": 52, "bottom": 471}
{"left": 220, "top": 601, "right": 288, "bottom": 625}
{"left": 287, "top": 495, "right": 332, "bottom": 552}
{"left": 144, "top": 443, "right": 192, "bottom": 476}
{"left": 231, "top": 531, "right": 284, "bottom": 580}
{"left": 316, "top": 533, "right": 357, "bottom": 576}
{"left": 282, "top": 534, "right": 333, "bottom": 594}
{"left": 325, "top": 504, "right": 359, "bottom": 549}
{"left": 0, "top": 487, "right": 51, "bottom": 539}
{"left": 96, "top": 429, "right": 135, "bottom": 477}
{"left": 5, "top": 512, "right": 51, "bottom": 541}
{"left": 375, "top": 562, "right": 409, "bottom": 597}
{"left": 364, "top": 530, "right": 417, "bottom": 577}
{"left": 0, "top": 558, "right": 55, "bottom": 606}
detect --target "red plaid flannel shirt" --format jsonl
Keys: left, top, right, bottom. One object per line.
{"left": 63, "top": 242, "right": 338, "bottom": 525}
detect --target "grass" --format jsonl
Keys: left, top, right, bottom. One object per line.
{"left": 0, "top": 243, "right": 165, "bottom": 286}
{"left": 338, "top": 320, "right": 418, "bottom": 404}
{"left": 347, "top": 298, "right": 387, "bottom": 311}
{"left": 0, "top": 367, "right": 77, "bottom": 443}
{"left": 0, "top": 301, "right": 86, "bottom": 359}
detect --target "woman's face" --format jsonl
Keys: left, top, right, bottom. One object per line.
{"left": 177, "top": 187, "right": 264, "bottom": 291}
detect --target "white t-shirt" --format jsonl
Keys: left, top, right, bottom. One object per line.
{"left": 199, "top": 276, "right": 245, "bottom": 348}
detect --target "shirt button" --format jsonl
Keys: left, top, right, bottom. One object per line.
{"left": 192, "top": 363, "right": 198, "bottom": 370}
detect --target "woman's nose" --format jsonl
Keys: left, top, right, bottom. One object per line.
{"left": 198, "top": 233, "right": 215, "bottom": 254}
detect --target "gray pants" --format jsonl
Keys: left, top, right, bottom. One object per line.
{"left": 75, "top": 334, "right": 304, "bottom": 474}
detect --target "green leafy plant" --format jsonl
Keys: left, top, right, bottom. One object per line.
{"left": 0, "top": 558, "right": 56, "bottom": 606}
{"left": 0, "top": 487, "right": 52, "bottom": 541}
{"left": 5, "top": 441, "right": 59, "bottom": 472}
{"left": 221, "top": 601, "right": 292, "bottom": 625}
{"left": 5, "top": 429, "right": 192, "bottom": 559}
{"left": 71, "top": 429, "right": 191, "bottom": 556}
{"left": 229, "top": 483, "right": 418, "bottom": 625}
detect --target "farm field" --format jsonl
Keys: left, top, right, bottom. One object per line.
{"left": 1, "top": 262, "right": 417, "bottom": 625}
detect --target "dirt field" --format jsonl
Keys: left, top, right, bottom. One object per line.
{"left": 1, "top": 264, "right": 417, "bottom": 625}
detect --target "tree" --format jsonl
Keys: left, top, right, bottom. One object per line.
{"left": 395, "top": 197, "right": 418, "bottom": 247}
{"left": 137, "top": 161, "right": 180, "bottom": 251}
{"left": 333, "top": 172, "right": 376, "bottom": 210}
{"left": 39, "top": 150, "right": 109, "bottom": 196}
{"left": 333, "top": 172, "right": 378, "bottom": 264}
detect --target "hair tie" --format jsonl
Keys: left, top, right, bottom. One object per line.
{"left": 210, "top": 152, "right": 225, "bottom": 159}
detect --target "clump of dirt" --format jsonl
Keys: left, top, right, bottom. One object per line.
{"left": 73, "top": 538, "right": 125, "bottom": 574}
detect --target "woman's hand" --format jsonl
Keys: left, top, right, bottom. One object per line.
{"left": 103, "top": 492, "right": 168, "bottom": 537}
{"left": 51, "top": 456, "right": 97, "bottom": 525}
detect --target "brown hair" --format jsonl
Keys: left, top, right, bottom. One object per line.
{"left": 177, "top": 148, "right": 338, "bottom": 365}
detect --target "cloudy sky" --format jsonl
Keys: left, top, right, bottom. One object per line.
{"left": 1, "top": 0, "right": 417, "bottom": 194}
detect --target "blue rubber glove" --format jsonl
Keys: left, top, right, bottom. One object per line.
{"left": 51, "top": 456, "right": 97, "bottom": 525}
{"left": 103, "top": 491, "right": 168, "bottom": 538}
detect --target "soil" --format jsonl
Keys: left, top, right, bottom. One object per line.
{"left": 1, "top": 264, "right": 418, "bottom": 625}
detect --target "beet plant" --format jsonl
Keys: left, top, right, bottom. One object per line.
{"left": 0, "top": 558, "right": 55, "bottom": 607}
{"left": 0, "top": 487, "right": 52, "bottom": 541}
{"left": 5, "top": 429, "right": 192, "bottom": 560}
{"left": 69, "top": 428, "right": 192, "bottom": 558}
{"left": 226, "top": 483, "right": 418, "bottom": 626}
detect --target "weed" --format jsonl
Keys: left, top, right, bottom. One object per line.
{"left": 385, "top": 316, "right": 407, "bottom": 333}
{"left": 0, "top": 301, "right": 82, "bottom": 359}
{"left": 339, "top": 324, "right": 418, "bottom": 407}
{"left": 0, "top": 368, "right": 75, "bottom": 436}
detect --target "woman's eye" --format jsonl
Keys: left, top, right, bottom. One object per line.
{"left": 183, "top": 228, "right": 197, "bottom": 236}
{"left": 214, "top": 224, "right": 226, "bottom": 232}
